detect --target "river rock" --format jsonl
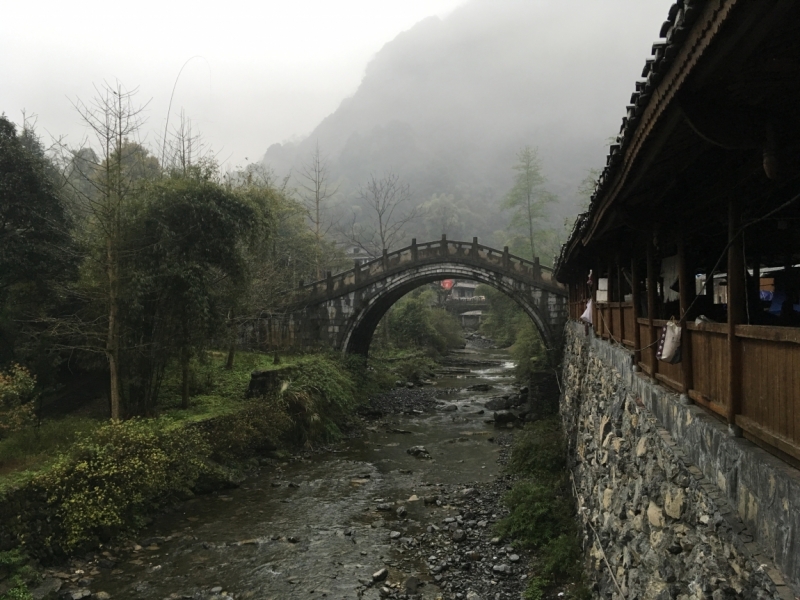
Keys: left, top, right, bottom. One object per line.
{"left": 440, "top": 404, "right": 458, "bottom": 412}
{"left": 59, "top": 590, "right": 91, "bottom": 600}
{"left": 30, "top": 578, "right": 62, "bottom": 600}
{"left": 372, "top": 567, "right": 388, "bottom": 582}
{"left": 466, "top": 591, "right": 483, "bottom": 600}
{"left": 492, "top": 563, "right": 510, "bottom": 574}
{"left": 484, "top": 397, "right": 509, "bottom": 410}
{"left": 93, "top": 593, "right": 111, "bottom": 600}
{"left": 452, "top": 529, "right": 466, "bottom": 542}
{"left": 467, "top": 383, "right": 492, "bottom": 391}
{"left": 396, "top": 505, "right": 408, "bottom": 518}
{"left": 406, "top": 446, "right": 432, "bottom": 459}
{"left": 389, "top": 531, "right": 401, "bottom": 539}
{"left": 493, "top": 410, "right": 518, "bottom": 426}
{"left": 404, "top": 576, "right": 421, "bottom": 593}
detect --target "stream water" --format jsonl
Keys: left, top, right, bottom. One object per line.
{"left": 81, "top": 347, "right": 520, "bottom": 600}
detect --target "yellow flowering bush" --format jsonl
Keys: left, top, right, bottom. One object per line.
{"left": 34, "top": 419, "right": 210, "bottom": 549}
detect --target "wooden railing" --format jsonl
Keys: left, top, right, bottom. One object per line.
{"left": 594, "top": 302, "right": 635, "bottom": 348}
{"left": 287, "top": 237, "right": 565, "bottom": 306}
{"left": 736, "top": 325, "right": 800, "bottom": 461}
{"left": 583, "top": 308, "right": 800, "bottom": 464}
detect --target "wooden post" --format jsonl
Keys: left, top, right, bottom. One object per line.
{"left": 472, "top": 236, "right": 479, "bottom": 259}
{"left": 606, "top": 259, "right": 615, "bottom": 340}
{"left": 678, "top": 236, "right": 694, "bottom": 403}
{"left": 750, "top": 255, "right": 760, "bottom": 324}
{"left": 354, "top": 261, "right": 361, "bottom": 285}
{"left": 727, "top": 199, "right": 744, "bottom": 435}
{"left": 616, "top": 256, "right": 625, "bottom": 344}
{"left": 411, "top": 238, "right": 418, "bottom": 261}
{"left": 503, "top": 246, "right": 510, "bottom": 269}
{"left": 382, "top": 248, "right": 389, "bottom": 270}
{"left": 441, "top": 234, "right": 448, "bottom": 257}
{"left": 326, "top": 271, "right": 333, "bottom": 294}
{"left": 631, "top": 253, "right": 642, "bottom": 368}
{"left": 646, "top": 238, "right": 658, "bottom": 377}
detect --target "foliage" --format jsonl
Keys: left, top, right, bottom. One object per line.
{"left": 502, "top": 145, "right": 557, "bottom": 262}
{"left": 0, "top": 365, "right": 37, "bottom": 440}
{"left": 498, "top": 418, "right": 584, "bottom": 599}
{"left": 511, "top": 320, "right": 547, "bottom": 382}
{"left": 507, "top": 418, "right": 566, "bottom": 478}
{"left": 386, "top": 289, "right": 463, "bottom": 354}
{"left": 123, "top": 174, "right": 255, "bottom": 412}
{"left": 34, "top": 419, "right": 210, "bottom": 550}
{"left": 478, "top": 285, "right": 525, "bottom": 347}
{"left": 0, "top": 116, "right": 75, "bottom": 372}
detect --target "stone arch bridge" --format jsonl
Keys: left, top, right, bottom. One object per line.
{"left": 260, "top": 237, "right": 569, "bottom": 356}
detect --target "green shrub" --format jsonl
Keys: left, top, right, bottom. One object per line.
{"left": 511, "top": 320, "right": 547, "bottom": 382}
{"left": 280, "top": 355, "right": 359, "bottom": 445}
{"left": 201, "top": 400, "right": 289, "bottom": 462}
{"left": 34, "top": 419, "right": 210, "bottom": 549}
{"left": 497, "top": 480, "right": 574, "bottom": 548}
{"left": 0, "top": 549, "right": 35, "bottom": 600}
{"left": 499, "top": 418, "right": 585, "bottom": 598}
{"left": 508, "top": 418, "right": 566, "bottom": 479}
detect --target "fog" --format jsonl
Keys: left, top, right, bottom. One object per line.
{"left": 2, "top": 0, "right": 671, "bottom": 260}
{"left": 262, "top": 0, "right": 672, "bottom": 258}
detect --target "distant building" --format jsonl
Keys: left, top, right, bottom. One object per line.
{"left": 451, "top": 280, "right": 479, "bottom": 299}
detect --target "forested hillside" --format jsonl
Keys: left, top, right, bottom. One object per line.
{"left": 262, "top": 0, "right": 664, "bottom": 261}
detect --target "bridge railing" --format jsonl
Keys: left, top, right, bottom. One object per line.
{"left": 287, "top": 237, "right": 563, "bottom": 305}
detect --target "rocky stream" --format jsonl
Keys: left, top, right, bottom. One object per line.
{"left": 39, "top": 346, "right": 538, "bottom": 600}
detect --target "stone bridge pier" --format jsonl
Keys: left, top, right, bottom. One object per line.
{"left": 267, "top": 237, "right": 569, "bottom": 356}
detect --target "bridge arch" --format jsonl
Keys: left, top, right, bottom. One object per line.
{"left": 280, "top": 238, "right": 568, "bottom": 357}
{"left": 341, "top": 262, "right": 555, "bottom": 356}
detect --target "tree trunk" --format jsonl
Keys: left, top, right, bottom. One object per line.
{"left": 107, "top": 238, "right": 122, "bottom": 421}
{"left": 181, "top": 346, "right": 190, "bottom": 409}
{"left": 226, "top": 340, "right": 236, "bottom": 370}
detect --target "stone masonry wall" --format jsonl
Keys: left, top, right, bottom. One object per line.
{"left": 560, "top": 322, "right": 799, "bottom": 600}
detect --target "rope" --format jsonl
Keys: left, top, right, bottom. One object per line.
{"left": 570, "top": 471, "right": 626, "bottom": 599}
{"left": 595, "top": 305, "right": 660, "bottom": 353}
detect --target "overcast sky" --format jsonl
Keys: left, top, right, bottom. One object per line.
{"left": 1, "top": 0, "right": 668, "bottom": 168}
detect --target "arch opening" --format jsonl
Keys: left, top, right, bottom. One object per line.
{"left": 340, "top": 263, "right": 555, "bottom": 357}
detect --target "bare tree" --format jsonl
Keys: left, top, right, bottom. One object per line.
{"left": 60, "top": 82, "right": 151, "bottom": 420}
{"left": 297, "top": 141, "right": 338, "bottom": 278}
{"left": 343, "top": 173, "right": 420, "bottom": 257}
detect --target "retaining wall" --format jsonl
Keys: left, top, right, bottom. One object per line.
{"left": 560, "top": 322, "right": 800, "bottom": 599}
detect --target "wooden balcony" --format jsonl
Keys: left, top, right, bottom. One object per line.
{"left": 583, "top": 306, "right": 800, "bottom": 466}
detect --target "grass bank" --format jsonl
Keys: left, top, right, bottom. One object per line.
{"left": 497, "top": 418, "right": 589, "bottom": 600}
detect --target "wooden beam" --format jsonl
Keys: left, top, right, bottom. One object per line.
{"left": 631, "top": 253, "right": 643, "bottom": 367}
{"left": 727, "top": 198, "right": 745, "bottom": 435}
{"left": 678, "top": 236, "right": 695, "bottom": 402}
{"left": 646, "top": 238, "right": 659, "bottom": 378}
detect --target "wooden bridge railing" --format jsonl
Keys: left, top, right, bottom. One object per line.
{"left": 582, "top": 305, "right": 800, "bottom": 466}
{"left": 288, "top": 237, "right": 564, "bottom": 305}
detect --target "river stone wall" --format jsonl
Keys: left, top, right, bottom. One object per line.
{"left": 560, "top": 322, "right": 800, "bottom": 600}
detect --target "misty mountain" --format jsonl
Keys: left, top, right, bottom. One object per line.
{"left": 262, "top": 0, "right": 668, "bottom": 257}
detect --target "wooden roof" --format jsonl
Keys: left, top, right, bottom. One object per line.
{"left": 556, "top": 0, "right": 800, "bottom": 281}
